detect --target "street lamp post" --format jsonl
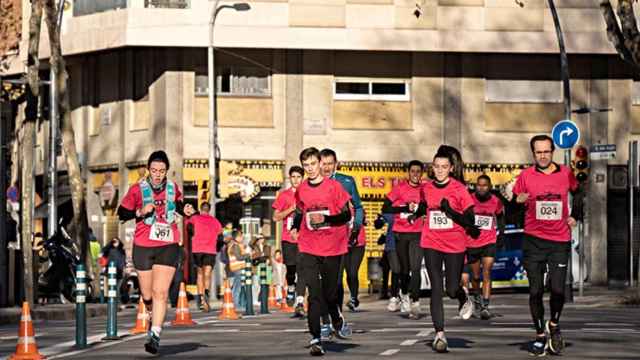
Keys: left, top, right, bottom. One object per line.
{"left": 208, "top": 1, "right": 250, "bottom": 218}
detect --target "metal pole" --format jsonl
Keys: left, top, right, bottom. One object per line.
{"left": 103, "top": 262, "right": 120, "bottom": 340}
{"left": 48, "top": 68, "right": 57, "bottom": 239}
{"left": 244, "top": 258, "right": 254, "bottom": 316}
{"left": 208, "top": 0, "right": 220, "bottom": 219}
{"left": 75, "top": 263, "right": 87, "bottom": 348}
{"left": 578, "top": 221, "right": 584, "bottom": 297}
{"left": 630, "top": 141, "right": 636, "bottom": 287}
{"left": 0, "top": 83, "right": 7, "bottom": 307}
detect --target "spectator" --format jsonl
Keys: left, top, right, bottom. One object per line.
{"left": 101, "top": 237, "right": 126, "bottom": 280}
{"left": 272, "top": 250, "right": 287, "bottom": 303}
{"left": 226, "top": 230, "right": 249, "bottom": 311}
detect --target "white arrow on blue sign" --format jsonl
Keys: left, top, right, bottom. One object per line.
{"left": 551, "top": 120, "right": 580, "bottom": 149}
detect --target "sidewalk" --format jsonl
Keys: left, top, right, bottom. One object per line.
{"left": 0, "top": 303, "right": 109, "bottom": 324}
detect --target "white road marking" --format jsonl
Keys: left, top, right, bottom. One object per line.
{"left": 379, "top": 349, "right": 400, "bottom": 356}
{"left": 584, "top": 323, "right": 636, "bottom": 327}
{"left": 371, "top": 328, "right": 425, "bottom": 333}
{"left": 46, "top": 334, "right": 147, "bottom": 359}
{"left": 400, "top": 339, "right": 418, "bottom": 346}
{"left": 416, "top": 330, "right": 432, "bottom": 337}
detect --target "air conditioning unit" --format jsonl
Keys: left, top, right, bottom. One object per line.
{"left": 608, "top": 166, "right": 628, "bottom": 190}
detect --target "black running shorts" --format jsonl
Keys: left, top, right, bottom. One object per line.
{"left": 193, "top": 253, "right": 216, "bottom": 268}
{"left": 133, "top": 244, "right": 180, "bottom": 271}
{"left": 466, "top": 243, "right": 497, "bottom": 264}
{"left": 282, "top": 241, "right": 300, "bottom": 266}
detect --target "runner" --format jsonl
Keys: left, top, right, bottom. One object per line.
{"left": 117, "top": 151, "right": 195, "bottom": 354}
{"left": 186, "top": 202, "right": 222, "bottom": 312}
{"left": 342, "top": 208, "right": 366, "bottom": 312}
{"left": 412, "top": 148, "right": 477, "bottom": 353}
{"left": 374, "top": 213, "right": 402, "bottom": 307}
{"left": 290, "top": 147, "right": 353, "bottom": 356}
{"left": 319, "top": 148, "right": 364, "bottom": 312}
{"left": 272, "top": 166, "right": 306, "bottom": 318}
{"left": 512, "top": 134, "right": 581, "bottom": 356}
{"left": 467, "top": 174, "right": 505, "bottom": 320}
{"left": 382, "top": 160, "right": 424, "bottom": 319}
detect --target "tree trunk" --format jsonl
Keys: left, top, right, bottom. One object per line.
{"left": 22, "top": 0, "right": 44, "bottom": 307}
{"left": 43, "top": 0, "right": 90, "bottom": 268}
{"left": 600, "top": 0, "right": 640, "bottom": 72}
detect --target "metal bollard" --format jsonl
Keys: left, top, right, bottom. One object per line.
{"left": 244, "top": 258, "right": 254, "bottom": 316}
{"left": 75, "top": 264, "right": 87, "bottom": 349}
{"left": 102, "top": 261, "right": 120, "bottom": 340}
{"left": 99, "top": 270, "right": 105, "bottom": 304}
{"left": 259, "top": 262, "right": 269, "bottom": 314}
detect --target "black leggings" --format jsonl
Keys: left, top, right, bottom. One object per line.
{"left": 424, "top": 248, "right": 467, "bottom": 332}
{"left": 342, "top": 245, "right": 366, "bottom": 300}
{"left": 299, "top": 253, "right": 343, "bottom": 340}
{"left": 522, "top": 235, "right": 570, "bottom": 335}
{"left": 395, "top": 232, "right": 423, "bottom": 302}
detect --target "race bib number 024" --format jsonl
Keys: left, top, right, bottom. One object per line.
{"left": 475, "top": 215, "right": 493, "bottom": 231}
{"left": 150, "top": 222, "right": 174, "bottom": 242}
{"left": 535, "top": 201, "right": 562, "bottom": 221}
{"left": 429, "top": 210, "right": 453, "bottom": 230}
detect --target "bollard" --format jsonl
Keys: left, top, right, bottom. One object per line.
{"left": 244, "top": 258, "right": 255, "bottom": 316}
{"left": 75, "top": 263, "right": 88, "bottom": 349}
{"left": 99, "top": 270, "right": 105, "bottom": 304}
{"left": 259, "top": 262, "right": 269, "bottom": 314}
{"left": 102, "top": 261, "right": 120, "bottom": 341}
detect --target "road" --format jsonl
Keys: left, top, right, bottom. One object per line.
{"left": 1, "top": 293, "right": 638, "bottom": 359}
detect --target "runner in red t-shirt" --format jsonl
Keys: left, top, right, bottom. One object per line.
{"left": 512, "top": 135, "right": 581, "bottom": 357}
{"left": 382, "top": 160, "right": 424, "bottom": 318}
{"left": 117, "top": 151, "right": 195, "bottom": 355}
{"left": 289, "top": 147, "right": 353, "bottom": 357}
{"left": 272, "top": 165, "right": 306, "bottom": 316}
{"left": 466, "top": 174, "right": 505, "bottom": 320}
{"left": 412, "top": 147, "right": 479, "bottom": 353}
{"left": 185, "top": 202, "right": 222, "bottom": 312}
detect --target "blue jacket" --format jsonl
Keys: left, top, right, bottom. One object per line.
{"left": 383, "top": 213, "right": 396, "bottom": 252}
{"left": 331, "top": 172, "right": 364, "bottom": 233}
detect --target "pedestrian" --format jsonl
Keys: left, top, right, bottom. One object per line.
{"left": 290, "top": 147, "right": 353, "bottom": 356}
{"left": 101, "top": 237, "right": 126, "bottom": 281}
{"left": 226, "top": 229, "right": 249, "bottom": 311}
{"left": 272, "top": 250, "right": 287, "bottom": 303}
{"left": 251, "top": 234, "right": 272, "bottom": 306}
{"left": 272, "top": 166, "right": 306, "bottom": 317}
{"left": 117, "top": 150, "right": 195, "bottom": 354}
{"left": 186, "top": 202, "right": 222, "bottom": 312}
{"left": 512, "top": 134, "right": 582, "bottom": 356}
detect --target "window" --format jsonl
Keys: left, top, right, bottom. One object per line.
{"left": 333, "top": 80, "right": 410, "bottom": 101}
{"left": 485, "top": 80, "right": 563, "bottom": 103}
{"left": 195, "top": 67, "right": 271, "bottom": 97}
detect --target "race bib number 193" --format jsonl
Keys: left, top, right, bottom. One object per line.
{"left": 150, "top": 222, "right": 173, "bottom": 242}
{"left": 535, "top": 201, "right": 562, "bottom": 221}
{"left": 429, "top": 210, "right": 453, "bottom": 230}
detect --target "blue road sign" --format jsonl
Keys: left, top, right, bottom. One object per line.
{"left": 551, "top": 120, "right": 580, "bottom": 149}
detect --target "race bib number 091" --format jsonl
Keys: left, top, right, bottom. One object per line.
{"left": 535, "top": 201, "right": 562, "bottom": 221}
{"left": 429, "top": 210, "right": 453, "bottom": 230}
{"left": 475, "top": 215, "right": 493, "bottom": 231}
{"left": 150, "top": 222, "right": 173, "bottom": 242}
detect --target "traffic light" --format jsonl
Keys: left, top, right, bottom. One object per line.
{"left": 574, "top": 146, "right": 589, "bottom": 183}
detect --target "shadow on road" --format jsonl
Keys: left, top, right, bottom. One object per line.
{"left": 158, "top": 342, "right": 210, "bottom": 356}
{"left": 423, "top": 337, "right": 475, "bottom": 349}
{"left": 323, "top": 341, "right": 360, "bottom": 353}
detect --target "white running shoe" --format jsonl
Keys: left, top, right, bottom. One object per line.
{"left": 387, "top": 297, "right": 400, "bottom": 312}
{"left": 458, "top": 288, "right": 473, "bottom": 320}
{"left": 400, "top": 294, "right": 411, "bottom": 313}
{"left": 408, "top": 301, "right": 421, "bottom": 320}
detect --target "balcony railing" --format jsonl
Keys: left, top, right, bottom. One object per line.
{"left": 73, "top": 0, "right": 190, "bottom": 17}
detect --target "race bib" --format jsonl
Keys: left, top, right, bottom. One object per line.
{"left": 306, "top": 209, "right": 331, "bottom": 231}
{"left": 150, "top": 222, "right": 173, "bottom": 242}
{"left": 535, "top": 201, "right": 562, "bottom": 221}
{"left": 429, "top": 210, "right": 453, "bottom": 230}
{"left": 475, "top": 215, "right": 493, "bottom": 231}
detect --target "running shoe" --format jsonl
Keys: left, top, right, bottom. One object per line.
{"left": 480, "top": 306, "right": 493, "bottom": 320}
{"left": 333, "top": 317, "right": 352, "bottom": 340}
{"left": 408, "top": 301, "right": 421, "bottom": 320}
{"left": 293, "top": 303, "right": 306, "bottom": 319}
{"left": 321, "top": 323, "right": 333, "bottom": 340}
{"left": 545, "top": 321, "right": 565, "bottom": 355}
{"left": 432, "top": 332, "right": 448, "bottom": 353}
{"left": 400, "top": 294, "right": 411, "bottom": 313}
{"left": 528, "top": 337, "right": 547, "bottom": 357}
{"left": 387, "top": 297, "right": 400, "bottom": 312}
{"left": 458, "top": 288, "right": 473, "bottom": 320}
{"left": 309, "top": 338, "right": 325, "bottom": 356}
{"left": 346, "top": 298, "right": 359, "bottom": 312}
{"left": 286, "top": 286, "right": 296, "bottom": 306}
{"left": 471, "top": 293, "right": 482, "bottom": 318}
{"left": 144, "top": 330, "right": 160, "bottom": 355}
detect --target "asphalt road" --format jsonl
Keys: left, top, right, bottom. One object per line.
{"left": 1, "top": 293, "right": 639, "bottom": 359}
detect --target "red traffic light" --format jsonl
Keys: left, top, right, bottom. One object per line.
{"left": 575, "top": 146, "right": 588, "bottom": 158}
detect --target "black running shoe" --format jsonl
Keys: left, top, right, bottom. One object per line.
{"left": 293, "top": 303, "right": 306, "bottom": 319}
{"left": 144, "top": 331, "right": 160, "bottom": 355}
{"left": 480, "top": 306, "right": 492, "bottom": 320}
{"left": 528, "top": 337, "right": 547, "bottom": 357}
{"left": 309, "top": 338, "right": 325, "bottom": 356}
{"left": 545, "top": 321, "right": 565, "bottom": 355}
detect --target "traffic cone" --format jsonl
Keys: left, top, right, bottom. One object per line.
{"left": 280, "top": 287, "right": 294, "bottom": 313}
{"left": 129, "top": 298, "right": 150, "bottom": 334}
{"left": 219, "top": 279, "right": 240, "bottom": 320}
{"left": 268, "top": 285, "right": 279, "bottom": 309}
{"left": 9, "top": 302, "right": 45, "bottom": 360}
{"left": 171, "top": 283, "right": 196, "bottom": 326}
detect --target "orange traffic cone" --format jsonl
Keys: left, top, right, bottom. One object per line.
{"left": 219, "top": 279, "right": 240, "bottom": 320}
{"left": 171, "top": 283, "right": 196, "bottom": 326}
{"left": 130, "top": 298, "right": 150, "bottom": 334}
{"left": 9, "top": 302, "right": 45, "bottom": 360}
{"left": 280, "top": 287, "right": 294, "bottom": 313}
{"left": 268, "top": 285, "right": 279, "bottom": 309}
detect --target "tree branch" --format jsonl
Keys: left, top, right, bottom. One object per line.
{"left": 601, "top": 0, "right": 640, "bottom": 71}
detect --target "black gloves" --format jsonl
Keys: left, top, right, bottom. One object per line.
{"left": 349, "top": 229, "right": 359, "bottom": 247}
{"left": 374, "top": 214, "right": 386, "bottom": 230}
{"left": 377, "top": 233, "right": 387, "bottom": 245}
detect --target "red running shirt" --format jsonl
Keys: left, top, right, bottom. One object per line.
{"left": 120, "top": 181, "right": 183, "bottom": 248}
{"left": 512, "top": 165, "right": 578, "bottom": 242}
{"left": 295, "top": 178, "right": 351, "bottom": 257}
{"left": 420, "top": 179, "right": 475, "bottom": 254}
{"left": 186, "top": 213, "right": 222, "bottom": 255}
{"left": 386, "top": 180, "right": 424, "bottom": 233}
{"left": 272, "top": 188, "right": 297, "bottom": 243}
{"left": 467, "top": 194, "right": 504, "bottom": 248}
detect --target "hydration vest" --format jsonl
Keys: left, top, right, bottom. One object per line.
{"left": 139, "top": 180, "right": 176, "bottom": 226}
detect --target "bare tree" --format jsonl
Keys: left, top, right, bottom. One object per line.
{"left": 601, "top": 0, "right": 640, "bottom": 71}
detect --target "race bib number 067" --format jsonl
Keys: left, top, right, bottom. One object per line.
{"left": 535, "top": 201, "right": 562, "bottom": 221}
